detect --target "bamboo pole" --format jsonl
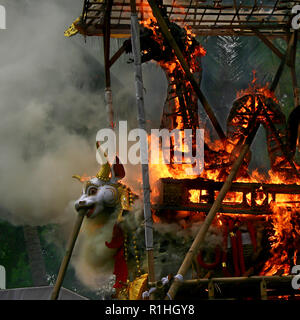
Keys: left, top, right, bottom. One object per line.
{"left": 130, "top": 0, "right": 155, "bottom": 285}
{"left": 252, "top": 29, "right": 286, "bottom": 63}
{"left": 147, "top": 0, "right": 226, "bottom": 141}
{"left": 181, "top": 275, "right": 294, "bottom": 285}
{"left": 50, "top": 210, "right": 85, "bottom": 300}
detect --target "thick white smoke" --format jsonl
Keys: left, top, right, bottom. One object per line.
{"left": 0, "top": 0, "right": 166, "bottom": 227}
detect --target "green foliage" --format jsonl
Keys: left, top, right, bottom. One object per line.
{"left": 0, "top": 219, "right": 32, "bottom": 288}
{"left": 38, "top": 224, "right": 100, "bottom": 299}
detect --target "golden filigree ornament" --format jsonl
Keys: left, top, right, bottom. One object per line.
{"left": 128, "top": 274, "right": 149, "bottom": 300}
{"left": 64, "top": 17, "right": 81, "bottom": 38}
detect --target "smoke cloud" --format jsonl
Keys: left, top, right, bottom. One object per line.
{"left": 0, "top": 0, "right": 166, "bottom": 227}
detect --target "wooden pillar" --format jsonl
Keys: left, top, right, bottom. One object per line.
{"left": 130, "top": 0, "right": 156, "bottom": 285}
{"left": 103, "top": 0, "right": 114, "bottom": 129}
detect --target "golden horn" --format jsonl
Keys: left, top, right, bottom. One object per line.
{"left": 96, "top": 144, "right": 111, "bottom": 181}
{"left": 96, "top": 162, "right": 111, "bottom": 181}
{"left": 72, "top": 174, "right": 82, "bottom": 182}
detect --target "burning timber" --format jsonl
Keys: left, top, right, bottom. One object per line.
{"left": 153, "top": 178, "right": 300, "bottom": 216}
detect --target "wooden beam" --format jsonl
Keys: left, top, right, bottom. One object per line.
{"left": 109, "top": 43, "right": 126, "bottom": 67}
{"left": 181, "top": 275, "right": 294, "bottom": 285}
{"left": 252, "top": 29, "right": 286, "bottom": 62}
{"left": 270, "top": 32, "right": 295, "bottom": 92}
{"left": 80, "top": 24, "right": 290, "bottom": 39}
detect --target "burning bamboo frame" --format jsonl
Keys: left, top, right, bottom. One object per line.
{"left": 149, "top": 275, "right": 295, "bottom": 300}
{"left": 153, "top": 178, "right": 300, "bottom": 216}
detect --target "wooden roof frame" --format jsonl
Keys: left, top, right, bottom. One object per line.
{"left": 77, "top": 0, "right": 300, "bottom": 38}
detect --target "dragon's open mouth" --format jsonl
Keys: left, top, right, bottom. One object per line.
{"left": 86, "top": 204, "right": 96, "bottom": 218}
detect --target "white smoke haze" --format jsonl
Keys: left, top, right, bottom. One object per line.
{"left": 0, "top": 0, "right": 166, "bottom": 227}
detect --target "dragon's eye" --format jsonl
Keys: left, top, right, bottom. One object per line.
{"left": 88, "top": 187, "right": 98, "bottom": 196}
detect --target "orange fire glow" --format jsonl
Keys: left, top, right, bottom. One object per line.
{"left": 137, "top": 4, "right": 300, "bottom": 277}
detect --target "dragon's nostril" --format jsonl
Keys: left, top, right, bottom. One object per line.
{"left": 79, "top": 201, "right": 86, "bottom": 206}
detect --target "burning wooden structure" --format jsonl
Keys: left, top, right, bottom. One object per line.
{"left": 60, "top": 0, "right": 300, "bottom": 300}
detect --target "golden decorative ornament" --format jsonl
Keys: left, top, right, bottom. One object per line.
{"left": 72, "top": 174, "right": 82, "bottom": 182}
{"left": 128, "top": 274, "right": 148, "bottom": 300}
{"left": 64, "top": 17, "right": 81, "bottom": 37}
{"left": 96, "top": 162, "right": 111, "bottom": 181}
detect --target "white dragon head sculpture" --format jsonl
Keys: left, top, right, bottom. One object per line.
{"left": 73, "top": 142, "right": 138, "bottom": 222}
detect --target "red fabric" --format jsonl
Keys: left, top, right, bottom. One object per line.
{"left": 229, "top": 220, "right": 240, "bottom": 277}
{"left": 113, "top": 156, "right": 125, "bottom": 179}
{"left": 221, "top": 218, "right": 258, "bottom": 277}
{"left": 105, "top": 224, "right": 128, "bottom": 288}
